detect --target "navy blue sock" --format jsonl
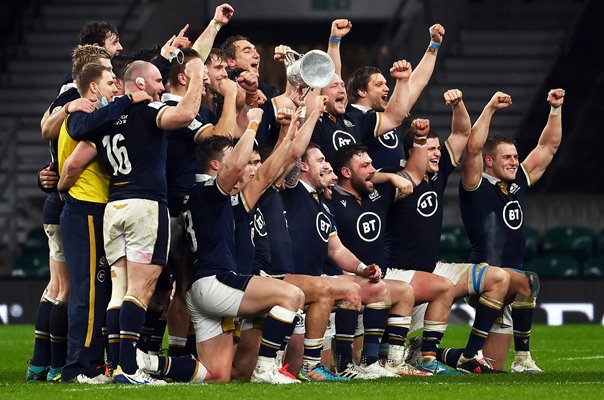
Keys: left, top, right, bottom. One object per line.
{"left": 386, "top": 314, "right": 410, "bottom": 347}
{"left": 258, "top": 307, "right": 297, "bottom": 359}
{"left": 361, "top": 304, "right": 389, "bottom": 365}
{"left": 137, "top": 306, "right": 163, "bottom": 352}
{"left": 462, "top": 295, "right": 503, "bottom": 359}
{"left": 512, "top": 306, "right": 534, "bottom": 352}
{"left": 106, "top": 307, "right": 121, "bottom": 369}
{"left": 31, "top": 297, "right": 53, "bottom": 367}
{"left": 437, "top": 347, "right": 464, "bottom": 368}
{"left": 149, "top": 314, "right": 167, "bottom": 354}
{"left": 49, "top": 301, "right": 68, "bottom": 369}
{"left": 119, "top": 297, "right": 147, "bottom": 374}
{"left": 421, "top": 321, "right": 447, "bottom": 357}
{"left": 186, "top": 334, "right": 198, "bottom": 358}
{"left": 334, "top": 308, "right": 359, "bottom": 371}
{"left": 157, "top": 356, "right": 201, "bottom": 381}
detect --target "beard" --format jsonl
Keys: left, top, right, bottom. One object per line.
{"left": 351, "top": 175, "right": 372, "bottom": 197}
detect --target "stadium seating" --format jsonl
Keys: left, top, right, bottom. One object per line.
{"left": 541, "top": 226, "right": 594, "bottom": 261}
{"left": 439, "top": 225, "right": 471, "bottom": 263}
{"left": 525, "top": 254, "right": 581, "bottom": 277}
{"left": 11, "top": 248, "right": 49, "bottom": 277}
{"left": 25, "top": 227, "right": 48, "bottom": 251}
{"left": 524, "top": 226, "right": 541, "bottom": 262}
{"left": 596, "top": 229, "right": 604, "bottom": 255}
{"left": 582, "top": 255, "right": 604, "bottom": 277}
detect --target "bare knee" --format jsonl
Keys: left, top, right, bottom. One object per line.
{"left": 312, "top": 279, "right": 334, "bottom": 304}
{"left": 208, "top": 369, "right": 231, "bottom": 382}
{"left": 283, "top": 285, "right": 305, "bottom": 310}
{"left": 363, "top": 280, "right": 390, "bottom": 304}
{"left": 337, "top": 282, "right": 362, "bottom": 309}
{"left": 389, "top": 280, "right": 414, "bottom": 305}
{"left": 485, "top": 266, "right": 510, "bottom": 293}
{"left": 506, "top": 270, "right": 532, "bottom": 297}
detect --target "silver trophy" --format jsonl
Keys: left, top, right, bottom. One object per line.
{"left": 284, "top": 49, "right": 335, "bottom": 96}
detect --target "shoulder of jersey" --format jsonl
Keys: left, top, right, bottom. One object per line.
{"left": 148, "top": 101, "right": 166, "bottom": 109}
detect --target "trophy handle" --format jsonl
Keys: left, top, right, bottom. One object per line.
{"left": 284, "top": 49, "right": 303, "bottom": 66}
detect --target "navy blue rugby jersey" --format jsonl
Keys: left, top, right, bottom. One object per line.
{"left": 459, "top": 164, "right": 531, "bottom": 269}
{"left": 183, "top": 176, "right": 237, "bottom": 281}
{"left": 162, "top": 93, "right": 213, "bottom": 214}
{"left": 256, "top": 186, "right": 295, "bottom": 275}
{"left": 232, "top": 192, "right": 256, "bottom": 275}
{"left": 88, "top": 101, "right": 171, "bottom": 203}
{"left": 310, "top": 110, "right": 381, "bottom": 162}
{"left": 252, "top": 207, "right": 271, "bottom": 274}
{"left": 330, "top": 183, "right": 396, "bottom": 268}
{"left": 256, "top": 81, "right": 280, "bottom": 150}
{"left": 346, "top": 104, "right": 405, "bottom": 172}
{"left": 281, "top": 181, "right": 336, "bottom": 276}
{"left": 321, "top": 196, "right": 342, "bottom": 276}
{"left": 385, "top": 141, "right": 457, "bottom": 271}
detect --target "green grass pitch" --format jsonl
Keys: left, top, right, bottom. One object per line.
{"left": 1, "top": 324, "right": 603, "bottom": 400}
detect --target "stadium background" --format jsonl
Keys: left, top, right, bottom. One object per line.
{"left": 0, "top": 0, "right": 602, "bottom": 324}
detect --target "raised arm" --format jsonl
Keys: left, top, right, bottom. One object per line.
{"left": 242, "top": 109, "right": 301, "bottom": 208}
{"left": 192, "top": 3, "right": 234, "bottom": 62}
{"left": 41, "top": 98, "right": 96, "bottom": 140}
{"left": 379, "top": 60, "right": 412, "bottom": 134}
{"left": 521, "top": 88, "right": 565, "bottom": 184}
{"left": 159, "top": 58, "right": 204, "bottom": 130}
{"left": 443, "top": 89, "right": 471, "bottom": 161}
{"left": 217, "top": 108, "right": 263, "bottom": 193}
{"left": 403, "top": 118, "right": 430, "bottom": 184}
{"left": 196, "top": 77, "right": 239, "bottom": 141}
{"left": 461, "top": 91, "right": 512, "bottom": 189}
{"left": 326, "top": 19, "right": 352, "bottom": 77}
{"left": 408, "top": 24, "right": 445, "bottom": 109}
{"left": 276, "top": 95, "right": 326, "bottom": 183}
{"left": 57, "top": 141, "right": 98, "bottom": 193}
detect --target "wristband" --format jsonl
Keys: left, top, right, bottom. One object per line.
{"left": 413, "top": 134, "right": 427, "bottom": 148}
{"left": 356, "top": 262, "right": 368, "bottom": 275}
{"left": 329, "top": 36, "right": 341, "bottom": 47}
{"left": 426, "top": 41, "right": 440, "bottom": 55}
{"left": 209, "top": 19, "right": 222, "bottom": 31}
{"left": 248, "top": 120, "right": 260, "bottom": 131}
{"left": 550, "top": 105, "right": 561, "bottom": 116}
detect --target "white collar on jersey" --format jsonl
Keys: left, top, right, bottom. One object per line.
{"left": 350, "top": 103, "right": 372, "bottom": 113}
{"left": 300, "top": 179, "right": 319, "bottom": 194}
{"left": 161, "top": 92, "right": 182, "bottom": 103}
{"left": 482, "top": 172, "right": 501, "bottom": 184}
{"left": 195, "top": 173, "right": 213, "bottom": 183}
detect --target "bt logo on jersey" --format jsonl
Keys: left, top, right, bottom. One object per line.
{"left": 378, "top": 130, "right": 398, "bottom": 149}
{"left": 356, "top": 212, "right": 381, "bottom": 242}
{"left": 315, "top": 212, "right": 332, "bottom": 242}
{"left": 416, "top": 191, "right": 438, "bottom": 217}
{"left": 332, "top": 130, "right": 356, "bottom": 150}
{"left": 502, "top": 200, "right": 523, "bottom": 230}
